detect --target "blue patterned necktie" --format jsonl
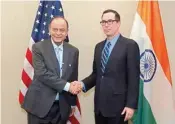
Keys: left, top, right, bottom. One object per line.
{"left": 101, "top": 41, "right": 111, "bottom": 73}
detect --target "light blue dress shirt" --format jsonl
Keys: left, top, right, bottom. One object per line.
{"left": 51, "top": 40, "right": 70, "bottom": 100}
{"left": 82, "top": 34, "right": 120, "bottom": 91}
{"left": 102, "top": 33, "right": 120, "bottom": 61}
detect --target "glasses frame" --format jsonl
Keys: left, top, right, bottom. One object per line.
{"left": 100, "top": 19, "right": 119, "bottom": 26}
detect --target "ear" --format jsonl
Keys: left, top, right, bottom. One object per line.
{"left": 66, "top": 29, "right": 69, "bottom": 36}
{"left": 48, "top": 26, "right": 51, "bottom": 34}
{"left": 117, "top": 21, "right": 121, "bottom": 28}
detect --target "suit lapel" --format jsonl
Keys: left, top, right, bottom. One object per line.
{"left": 97, "top": 40, "right": 106, "bottom": 74}
{"left": 105, "top": 35, "right": 123, "bottom": 69}
{"left": 62, "top": 42, "right": 70, "bottom": 77}
{"left": 98, "top": 41, "right": 106, "bottom": 62}
{"left": 46, "top": 39, "right": 60, "bottom": 76}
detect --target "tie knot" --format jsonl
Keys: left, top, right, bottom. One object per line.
{"left": 107, "top": 41, "right": 111, "bottom": 48}
{"left": 56, "top": 47, "right": 62, "bottom": 52}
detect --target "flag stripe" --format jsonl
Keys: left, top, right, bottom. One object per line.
{"left": 132, "top": 80, "right": 156, "bottom": 124}
{"left": 19, "top": 91, "right": 24, "bottom": 104}
{"left": 69, "top": 115, "right": 80, "bottom": 124}
{"left": 23, "top": 58, "right": 34, "bottom": 79}
{"left": 74, "top": 106, "right": 81, "bottom": 122}
{"left": 26, "top": 48, "right": 33, "bottom": 66}
{"left": 22, "top": 69, "right": 32, "bottom": 88}
{"left": 76, "top": 98, "right": 81, "bottom": 114}
{"left": 28, "top": 38, "right": 35, "bottom": 51}
{"left": 137, "top": 1, "right": 172, "bottom": 85}
{"left": 20, "top": 80, "right": 28, "bottom": 96}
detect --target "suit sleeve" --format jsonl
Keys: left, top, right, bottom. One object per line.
{"left": 32, "top": 44, "right": 67, "bottom": 92}
{"left": 73, "top": 49, "right": 79, "bottom": 82}
{"left": 69, "top": 49, "right": 79, "bottom": 106}
{"left": 126, "top": 40, "right": 140, "bottom": 109}
{"left": 82, "top": 45, "right": 97, "bottom": 92}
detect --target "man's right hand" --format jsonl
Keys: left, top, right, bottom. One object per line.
{"left": 69, "top": 81, "right": 82, "bottom": 95}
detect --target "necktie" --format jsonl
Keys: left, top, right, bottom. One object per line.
{"left": 56, "top": 47, "right": 62, "bottom": 77}
{"left": 101, "top": 41, "right": 111, "bottom": 73}
{"left": 55, "top": 47, "right": 61, "bottom": 100}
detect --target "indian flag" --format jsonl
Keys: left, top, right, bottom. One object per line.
{"left": 130, "top": 1, "right": 175, "bottom": 124}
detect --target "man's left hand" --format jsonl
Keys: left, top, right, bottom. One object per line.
{"left": 121, "top": 107, "right": 135, "bottom": 121}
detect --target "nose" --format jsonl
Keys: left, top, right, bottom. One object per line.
{"left": 103, "top": 22, "right": 110, "bottom": 27}
{"left": 104, "top": 22, "right": 108, "bottom": 26}
{"left": 56, "top": 30, "right": 61, "bottom": 35}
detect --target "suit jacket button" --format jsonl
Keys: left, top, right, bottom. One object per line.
{"left": 102, "top": 76, "right": 104, "bottom": 78}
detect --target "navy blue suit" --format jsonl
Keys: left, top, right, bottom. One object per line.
{"left": 83, "top": 35, "right": 140, "bottom": 124}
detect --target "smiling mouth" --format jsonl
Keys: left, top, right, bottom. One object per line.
{"left": 54, "top": 37, "right": 62, "bottom": 38}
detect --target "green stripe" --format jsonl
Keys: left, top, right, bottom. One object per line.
{"left": 132, "top": 79, "right": 157, "bottom": 124}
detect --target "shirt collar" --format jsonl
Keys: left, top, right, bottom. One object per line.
{"left": 51, "top": 38, "right": 63, "bottom": 51}
{"left": 106, "top": 33, "right": 120, "bottom": 45}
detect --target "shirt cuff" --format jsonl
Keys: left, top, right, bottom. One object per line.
{"left": 81, "top": 81, "right": 86, "bottom": 92}
{"left": 71, "top": 106, "right": 76, "bottom": 109}
{"left": 63, "top": 82, "right": 70, "bottom": 92}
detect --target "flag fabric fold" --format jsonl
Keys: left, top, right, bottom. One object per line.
{"left": 130, "top": 1, "right": 175, "bottom": 124}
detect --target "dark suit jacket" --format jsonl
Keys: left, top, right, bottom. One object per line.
{"left": 22, "top": 39, "right": 79, "bottom": 121}
{"left": 83, "top": 35, "right": 140, "bottom": 117}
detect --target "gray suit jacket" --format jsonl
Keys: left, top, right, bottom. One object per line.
{"left": 22, "top": 39, "right": 79, "bottom": 121}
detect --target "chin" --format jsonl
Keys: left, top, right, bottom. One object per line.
{"left": 106, "top": 34, "right": 112, "bottom": 37}
{"left": 53, "top": 39, "right": 63, "bottom": 43}
{"left": 104, "top": 32, "right": 111, "bottom": 35}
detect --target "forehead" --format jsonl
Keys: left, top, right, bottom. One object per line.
{"left": 102, "top": 12, "right": 115, "bottom": 20}
{"left": 50, "top": 18, "right": 67, "bottom": 28}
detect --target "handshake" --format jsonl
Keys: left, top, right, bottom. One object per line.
{"left": 68, "top": 81, "right": 83, "bottom": 95}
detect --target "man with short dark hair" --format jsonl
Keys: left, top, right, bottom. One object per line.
{"left": 75, "top": 9, "right": 140, "bottom": 124}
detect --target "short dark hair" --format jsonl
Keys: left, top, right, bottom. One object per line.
{"left": 102, "top": 9, "right": 120, "bottom": 21}
{"left": 49, "top": 16, "right": 69, "bottom": 29}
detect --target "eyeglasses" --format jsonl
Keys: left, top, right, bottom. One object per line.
{"left": 100, "top": 19, "right": 119, "bottom": 26}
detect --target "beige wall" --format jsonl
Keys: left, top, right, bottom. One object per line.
{"left": 1, "top": 1, "right": 175, "bottom": 124}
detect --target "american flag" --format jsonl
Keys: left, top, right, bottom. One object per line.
{"left": 19, "top": 1, "right": 81, "bottom": 124}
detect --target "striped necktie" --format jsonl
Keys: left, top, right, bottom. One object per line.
{"left": 101, "top": 41, "right": 111, "bottom": 73}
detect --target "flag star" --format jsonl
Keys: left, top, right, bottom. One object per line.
{"left": 51, "top": 5, "right": 55, "bottom": 10}
{"left": 48, "top": 32, "right": 50, "bottom": 35}
{"left": 34, "top": 28, "right": 38, "bottom": 32}
{"left": 45, "top": 4, "right": 48, "bottom": 8}
{"left": 44, "top": 13, "right": 47, "bottom": 17}
{"left": 50, "top": 14, "right": 54, "bottom": 18}
{"left": 59, "top": 8, "right": 62, "bottom": 12}
{"left": 43, "top": 22, "right": 46, "bottom": 26}
{"left": 39, "top": 2, "right": 42, "bottom": 6}
{"left": 37, "top": 11, "right": 41, "bottom": 15}
{"left": 42, "top": 30, "right": 45, "bottom": 34}
{"left": 36, "top": 20, "right": 39, "bottom": 24}
{"left": 41, "top": 38, "right": 44, "bottom": 41}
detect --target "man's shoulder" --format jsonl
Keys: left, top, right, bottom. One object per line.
{"left": 33, "top": 39, "right": 50, "bottom": 48}
{"left": 64, "top": 42, "right": 79, "bottom": 52}
{"left": 120, "top": 35, "right": 138, "bottom": 46}
{"left": 95, "top": 39, "right": 106, "bottom": 48}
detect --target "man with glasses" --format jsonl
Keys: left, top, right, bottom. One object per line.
{"left": 74, "top": 9, "right": 140, "bottom": 124}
